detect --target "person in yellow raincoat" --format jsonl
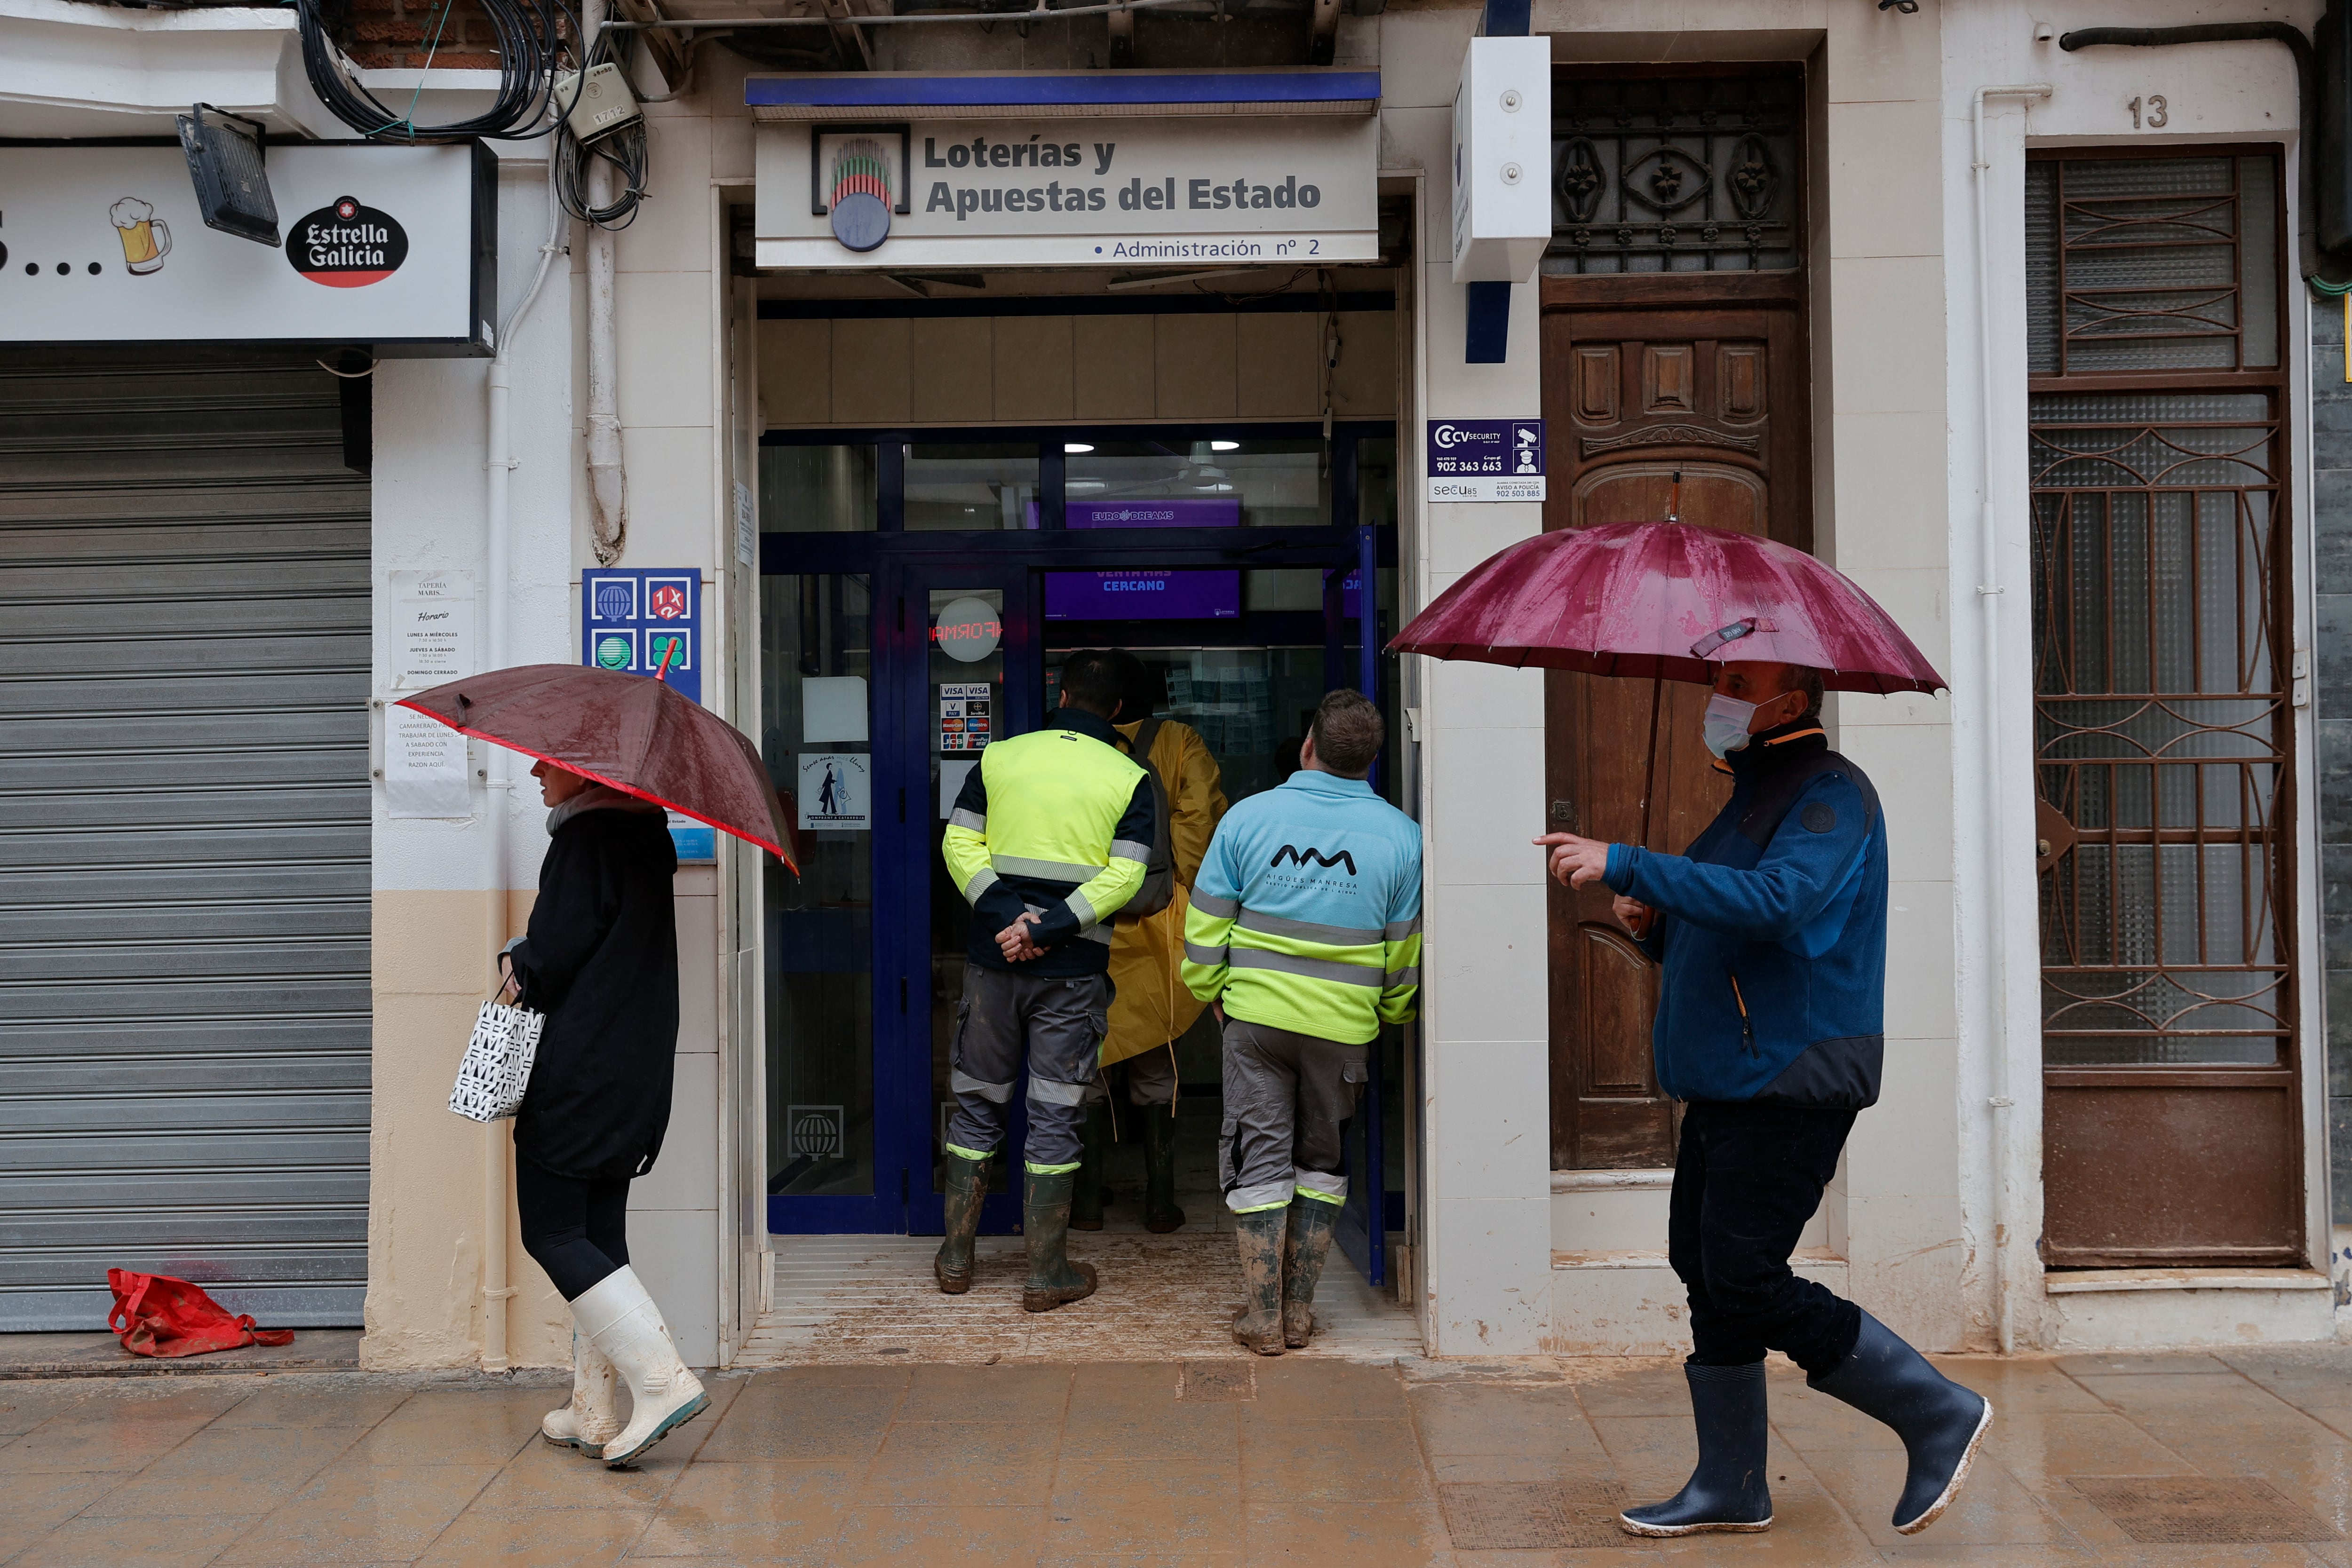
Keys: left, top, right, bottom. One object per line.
{"left": 1072, "top": 651, "right": 1228, "bottom": 1234}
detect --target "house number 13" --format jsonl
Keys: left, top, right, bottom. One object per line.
{"left": 2129, "top": 95, "right": 2169, "bottom": 129}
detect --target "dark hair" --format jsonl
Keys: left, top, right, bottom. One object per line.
{"left": 1105, "top": 649, "right": 1155, "bottom": 724}
{"left": 1787, "top": 665, "right": 1825, "bottom": 721}
{"left": 1310, "top": 688, "right": 1384, "bottom": 776}
{"left": 1059, "top": 649, "right": 1124, "bottom": 717}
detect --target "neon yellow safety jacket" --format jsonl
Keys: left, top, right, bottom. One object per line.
{"left": 1181, "top": 769, "right": 1422, "bottom": 1045}
{"left": 941, "top": 707, "right": 1158, "bottom": 977}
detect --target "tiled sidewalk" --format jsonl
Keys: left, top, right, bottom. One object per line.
{"left": 7, "top": 1347, "right": 2352, "bottom": 1565}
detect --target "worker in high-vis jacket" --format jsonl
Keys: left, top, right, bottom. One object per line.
{"left": 938, "top": 649, "right": 1157, "bottom": 1313}
{"left": 1182, "top": 688, "right": 1421, "bottom": 1354}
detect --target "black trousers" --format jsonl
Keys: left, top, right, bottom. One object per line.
{"left": 1668, "top": 1099, "right": 1860, "bottom": 1374}
{"left": 515, "top": 1156, "right": 631, "bottom": 1301}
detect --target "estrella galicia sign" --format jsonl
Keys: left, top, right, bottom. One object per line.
{"left": 285, "top": 195, "right": 408, "bottom": 288}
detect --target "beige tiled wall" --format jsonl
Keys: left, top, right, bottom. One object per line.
{"left": 755, "top": 311, "right": 1397, "bottom": 427}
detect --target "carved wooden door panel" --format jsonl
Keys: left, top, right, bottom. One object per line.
{"left": 1540, "top": 291, "right": 1811, "bottom": 1169}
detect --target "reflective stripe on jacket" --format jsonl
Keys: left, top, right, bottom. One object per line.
{"left": 940, "top": 708, "right": 1157, "bottom": 977}
{"left": 1181, "top": 769, "right": 1422, "bottom": 1045}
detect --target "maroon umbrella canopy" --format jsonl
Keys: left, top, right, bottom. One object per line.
{"left": 1391, "top": 522, "right": 1947, "bottom": 694}
{"left": 397, "top": 664, "right": 800, "bottom": 871}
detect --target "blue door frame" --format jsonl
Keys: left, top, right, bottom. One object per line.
{"left": 761, "top": 422, "right": 1400, "bottom": 1284}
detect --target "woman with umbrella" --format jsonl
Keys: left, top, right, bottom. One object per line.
{"left": 1397, "top": 522, "right": 1990, "bottom": 1541}
{"left": 402, "top": 660, "right": 796, "bottom": 1470}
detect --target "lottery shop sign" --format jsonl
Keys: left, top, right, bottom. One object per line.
{"left": 581, "top": 568, "right": 702, "bottom": 704}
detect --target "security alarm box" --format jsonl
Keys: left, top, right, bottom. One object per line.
{"left": 1450, "top": 37, "right": 1551, "bottom": 283}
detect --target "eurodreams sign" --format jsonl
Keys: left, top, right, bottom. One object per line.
{"left": 752, "top": 77, "right": 1377, "bottom": 269}
{"left": 0, "top": 142, "right": 494, "bottom": 355}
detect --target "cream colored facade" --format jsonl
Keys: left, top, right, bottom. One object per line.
{"left": 10, "top": 0, "right": 2325, "bottom": 1367}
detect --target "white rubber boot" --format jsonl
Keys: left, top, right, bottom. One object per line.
{"left": 573, "top": 1266, "right": 708, "bottom": 1468}
{"left": 540, "top": 1329, "right": 624, "bottom": 1452}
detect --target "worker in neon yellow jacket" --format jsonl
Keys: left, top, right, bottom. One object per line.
{"left": 1182, "top": 689, "right": 1420, "bottom": 1354}
{"left": 937, "top": 650, "right": 1156, "bottom": 1313}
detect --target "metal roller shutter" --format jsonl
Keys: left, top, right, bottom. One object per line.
{"left": 0, "top": 346, "right": 371, "bottom": 1330}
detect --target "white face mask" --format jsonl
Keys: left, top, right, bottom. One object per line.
{"left": 1702, "top": 692, "right": 1759, "bottom": 757}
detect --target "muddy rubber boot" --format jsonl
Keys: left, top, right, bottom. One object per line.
{"left": 1280, "top": 1194, "right": 1339, "bottom": 1349}
{"left": 1071, "top": 1104, "right": 1107, "bottom": 1232}
{"left": 541, "top": 1330, "right": 624, "bottom": 1453}
{"left": 1619, "top": 1363, "right": 1773, "bottom": 1536}
{"left": 934, "top": 1151, "right": 987, "bottom": 1295}
{"left": 574, "top": 1267, "right": 709, "bottom": 1470}
{"left": 1806, "top": 1310, "right": 1993, "bottom": 1536}
{"left": 1141, "top": 1102, "right": 1185, "bottom": 1234}
{"left": 1021, "top": 1169, "right": 1099, "bottom": 1313}
{"left": 1231, "top": 1208, "right": 1287, "bottom": 1354}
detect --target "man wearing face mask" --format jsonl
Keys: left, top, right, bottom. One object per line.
{"left": 1536, "top": 661, "right": 1989, "bottom": 1543}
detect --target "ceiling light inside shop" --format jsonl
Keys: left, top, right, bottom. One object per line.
{"left": 1068, "top": 481, "right": 1105, "bottom": 490}
{"left": 1064, "top": 443, "right": 1094, "bottom": 453}
{"left": 1209, "top": 440, "right": 1240, "bottom": 451}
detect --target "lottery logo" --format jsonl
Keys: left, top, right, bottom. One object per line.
{"left": 649, "top": 584, "right": 688, "bottom": 620}
{"left": 595, "top": 634, "right": 632, "bottom": 670}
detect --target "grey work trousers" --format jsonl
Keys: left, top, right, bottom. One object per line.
{"left": 1218, "top": 1017, "right": 1366, "bottom": 1213}
{"left": 946, "top": 966, "right": 1112, "bottom": 1171}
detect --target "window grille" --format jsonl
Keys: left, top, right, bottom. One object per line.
{"left": 2026, "top": 152, "right": 2291, "bottom": 1071}
{"left": 1545, "top": 72, "right": 1802, "bottom": 275}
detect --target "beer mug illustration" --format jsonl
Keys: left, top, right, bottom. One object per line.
{"left": 110, "top": 198, "right": 171, "bottom": 275}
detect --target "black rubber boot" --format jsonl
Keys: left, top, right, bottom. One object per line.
{"left": 1618, "top": 1362, "right": 1773, "bottom": 1537}
{"left": 1806, "top": 1310, "right": 1993, "bottom": 1535}
{"left": 933, "top": 1152, "right": 987, "bottom": 1294}
{"left": 1231, "top": 1208, "right": 1287, "bottom": 1355}
{"left": 1280, "top": 1194, "right": 1339, "bottom": 1348}
{"left": 1140, "top": 1102, "right": 1185, "bottom": 1234}
{"left": 1071, "top": 1103, "right": 1107, "bottom": 1232}
{"left": 1021, "top": 1170, "right": 1099, "bottom": 1313}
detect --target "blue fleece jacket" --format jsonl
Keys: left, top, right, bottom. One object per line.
{"left": 1601, "top": 727, "right": 1887, "bottom": 1107}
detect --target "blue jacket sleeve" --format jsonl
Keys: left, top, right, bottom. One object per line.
{"left": 1602, "top": 774, "right": 1874, "bottom": 945}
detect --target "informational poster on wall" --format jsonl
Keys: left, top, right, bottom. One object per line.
{"left": 939, "top": 683, "right": 993, "bottom": 753}
{"left": 800, "top": 752, "right": 871, "bottom": 831}
{"left": 1426, "top": 418, "right": 1546, "bottom": 501}
{"left": 383, "top": 707, "right": 473, "bottom": 819}
{"left": 389, "top": 570, "right": 477, "bottom": 689}
{"left": 383, "top": 569, "right": 475, "bottom": 819}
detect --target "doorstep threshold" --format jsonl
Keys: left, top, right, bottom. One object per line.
{"left": 2044, "top": 1267, "right": 2333, "bottom": 1295}
{"left": 1553, "top": 1247, "right": 1844, "bottom": 1271}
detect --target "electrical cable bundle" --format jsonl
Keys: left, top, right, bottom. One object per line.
{"left": 294, "top": 0, "right": 575, "bottom": 141}
{"left": 554, "top": 40, "right": 650, "bottom": 231}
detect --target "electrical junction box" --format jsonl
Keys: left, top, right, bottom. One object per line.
{"left": 556, "top": 63, "right": 642, "bottom": 143}
{"left": 1451, "top": 36, "right": 1551, "bottom": 284}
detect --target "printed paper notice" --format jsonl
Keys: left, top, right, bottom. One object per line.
{"left": 938, "top": 683, "right": 992, "bottom": 754}
{"left": 385, "top": 705, "right": 471, "bottom": 818}
{"left": 389, "top": 569, "right": 477, "bottom": 689}
{"left": 799, "top": 752, "right": 870, "bottom": 831}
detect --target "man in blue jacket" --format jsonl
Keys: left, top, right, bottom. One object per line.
{"left": 1539, "top": 660, "right": 1989, "bottom": 1542}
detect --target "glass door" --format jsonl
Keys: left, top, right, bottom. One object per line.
{"left": 883, "top": 562, "right": 1043, "bottom": 1235}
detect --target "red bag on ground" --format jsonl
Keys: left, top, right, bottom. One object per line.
{"left": 106, "top": 1269, "right": 294, "bottom": 1358}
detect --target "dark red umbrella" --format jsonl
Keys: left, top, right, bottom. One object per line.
{"left": 397, "top": 664, "right": 800, "bottom": 871}
{"left": 1391, "top": 521, "right": 1946, "bottom": 694}
{"left": 1391, "top": 520, "right": 1946, "bottom": 844}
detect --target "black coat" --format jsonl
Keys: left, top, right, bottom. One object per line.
{"left": 510, "top": 804, "right": 680, "bottom": 1180}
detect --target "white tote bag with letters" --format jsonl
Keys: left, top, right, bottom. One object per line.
{"left": 449, "top": 998, "right": 545, "bottom": 1123}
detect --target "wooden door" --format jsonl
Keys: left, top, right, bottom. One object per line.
{"left": 1540, "top": 277, "right": 1812, "bottom": 1169}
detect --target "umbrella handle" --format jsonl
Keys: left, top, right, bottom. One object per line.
{"left": 1637, "top": 672, "right": 1663, "bottom": 849}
